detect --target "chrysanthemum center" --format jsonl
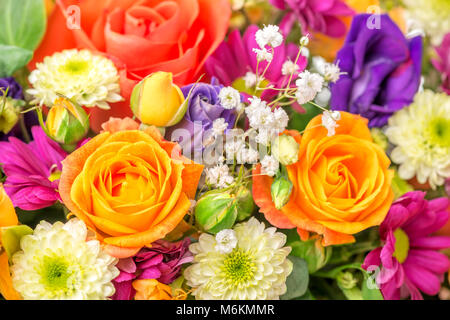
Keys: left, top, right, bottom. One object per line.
{"left": 41, "top": 255, "right": 73, "bottom": 292}
{"left": 222, "top": 250, "right": 255, "bottom": 285}
{"left": 428, "top": 118, "right": 450, "bottom": 147}
{"left": 60, "top": 59, "right": 90, "bottom": 76}
{"left": 393, "top": 228, "right": 410, "bottom": 264}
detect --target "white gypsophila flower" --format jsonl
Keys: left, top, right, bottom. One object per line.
{"left": 272, "top": 108, "right": 289, "bottom": 133}
{"left": 281, "top": 60, "right": 300, "bottom": 76}
{"left": 300, "top": 36, "right": 310, "bottom": 46}
{"left": 253, "top": 48, "right": 273, "bottom": 62}
{"left": 300, "top": 47, "right": 310, "bottom": 59}
{"left": 295, "top": 71, "right": 324, "bottom": 104}
{"left": 255, "top": 129, "right": 277, "bottom": 146}
{"left": 312, "top": 56, "right": 343, "bottom": 83}
{"left": 215, "top": 229, "right": 238, "bottom": 254}
{"left": 261, "top": 155, "right": 279, "bottom": 177}
{"left": 322, "top": 110, "right": 341, "bottom": 137}
{"left": 10, "top": 219, "right": 119, "bottom": 300}
{"left": 218, "top": 87, "right": 240, "bottom": 109}
{"left": 27, "top": 49, "right": 123, "bottom": 110}
{"left": 239, "top": 148, "right": 259, "bottom": 164}
{"left": 255, "top": 25, "right": 283, "bottom": 48}
{"left": 385, "top": 90, "right": 450, "bottom": 189}
{"left": 184, "top": 217, "right": 293, "bottom": 300}
{"left": 225, "top": 139, "right": 246, "bottom": 159}
{"left": 315, "top": 87, "right": 331, "bottom": 107}
{"left": 219, "top": 87, "right": 241, "bottom": 110}
{"left": 243, "top": 72, "right": 257, "bottom": 88}
{"left": 205, "top": 164, "right": 235, "bottom": 188}
{"left": 212, "top": 118, "right": 229, "bottom": 137}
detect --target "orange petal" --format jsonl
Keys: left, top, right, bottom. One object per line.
{"left": 0, "top": 252, "right": 21, "bottom": 300}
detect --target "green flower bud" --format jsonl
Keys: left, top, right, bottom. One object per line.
{"left": 271, "top": 175, "right": 293, "bottom": 210}
{"left": 272, "top": 134, "right": 300, "bottom": 166}
{"left": 337, "top": 272, "right": 358, "bottom": 290}
{"left": 235, "top": 185, "right": 255, "bottom": 221}
{"left": 195, "top": 190, "right": 238, "bottom": 234}
{"left": 0, "top": 98, "right": 20, "bottom": 134}
{"left": 290, "top": 236, "right": 332, "bottom": 273}
{"left": 45, "top": 97, "right": 89, "bottom": 145}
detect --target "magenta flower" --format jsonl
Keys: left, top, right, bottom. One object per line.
{"left": 270, "top": 0, "right": 354, "bottom": 38}
{"left": 0, "top": 126, "right": 67, "bottom": 210}
{"left": 205, "top": 25, "right": 307, "bottom": 102}
{"left": 432, "top": 33, "right": 450, "bottom": 94}
{"left": 112, "top": 239, "right": 193, "bottom": 300}
{"left": 362, "top": 191, "right": 450, "bottom": 300}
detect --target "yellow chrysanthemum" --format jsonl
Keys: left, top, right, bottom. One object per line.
{"left": 184, "top": 217, "right": 293, "bottom": 300}
{"left": 10, "top": 219, "right": 119, "bottom": 300}
{"left": 28, "top": 49, "right": 123, "bottom": 110}
{"left": 386, "top": 90, "right": 450, "bottom": 189}
{"left": 403, "top": 0, "right": 450, "bottom": 44}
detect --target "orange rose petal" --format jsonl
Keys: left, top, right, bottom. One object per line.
{"left": 100, "top": 117, "right": 140, "bottom": 133}
{"left": 0, "top": 252, "right": 21, "bottom": 300}
{"left": 103, "top": 244, "right": 141, "bottom": 259}
{"left": 103, "top": 192, "right": 191, "bottom": 248}
{"left": 0, "top": 185, "right": 18, "bottom": 227}
{"left": 180, "top": 161, "right": 204, "bottom": 199}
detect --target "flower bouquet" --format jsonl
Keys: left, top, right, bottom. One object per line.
{"left": 0, "top": 0, "right": 449, "bottom": 301}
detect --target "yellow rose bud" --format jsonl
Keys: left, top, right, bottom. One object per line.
{"left": 45, "top": 97, "right": 89, "bottom": 145}
{"left": 272, "top": 134, "right": 300, "bottom": 166}
{"left": 130, "top": 72, "right": 186, "bottom": 127}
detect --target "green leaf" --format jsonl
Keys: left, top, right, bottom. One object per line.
{"left": 287, "top": 103, "right": 323, "bottom": 132}
{"left": 0, "top": 45, "right": 33, "bottom": 77}
{"left": 0, "top": 0, "right": 46, "bottom": 51}
{"left": 280, "top": 256, "right": 309, "bottom": 300}
{"left": 0, "top": 225, "right": 33, "bottom": 259}
{"left": 361, "top": 271, "right": 384, "bottom": 300}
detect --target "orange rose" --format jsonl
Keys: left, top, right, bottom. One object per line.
{"left": 133, "top": 279, "right": 187, "bottom": 300}
{"left": 0, "top": 184, "right": 21, "bottom": 300}
{"left": 59, "top": 125, "right": 203, "bottom": 255}
{"left": 253, "top": 112, "right": 394, "bottom": 246}
{"left": 31, "top": 0, "right": 231, "bottom": 132}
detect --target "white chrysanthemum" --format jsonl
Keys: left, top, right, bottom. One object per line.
{"left": 385, "top": 91, "right": 450, "bottom": 189}
{"left": 184, "top": 218, "right": 292, "bottom": 300}
{"left": 403, "top": 0, "right": 450, "bottom": 45}
{"left": 28, "top": 49, "right": 123, "bottom": 109}
{"left": 10, "top": 219, "right": 119, "bottom": 300}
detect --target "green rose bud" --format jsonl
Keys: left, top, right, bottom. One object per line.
{"left": 195, "top": 190, "right": 238, "bottom": 234}
{"left": 0, "top": 98, "right": 20, "bottom": 134}
{"left": 235, "top": 185, "right": 255, "bottom": 221}
{"left": 271, "top": 175, "right": 293, "bottom": 210}
{"left": 272, "top": 134, "right": 300, "bottom": 166}
{"left": 44, "top": 97, "right": 89, "bottom": 145}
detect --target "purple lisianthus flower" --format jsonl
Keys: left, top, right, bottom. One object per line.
{"left": 205, "top": 25, "right": 307, "bottom": 101}
{"left": 0, "top": 77, "right": 23, "bottom": 100}
{"left": 270, "top": 0, "right": 355, "bottom": 38}
{"left": 112, "top": 239, "right": 193, "bottom": 300}
{"left": 0, "top": 126, "right": 67, "bottom": 210}
{"left": 165, "top": 78, "right": 237, "bottom": 155}
{"left": 330, "top": 14, "right": 423, "bottom": 127}
{"left": 362, "top": 191, "right": 450, "bottom": 300}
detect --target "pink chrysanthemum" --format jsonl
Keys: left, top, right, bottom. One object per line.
{"left": 205, "top": 25, "right": 307, "bottom": 102}
{"left": 270, "top": 0, "right": 355, "bottom": 38}
{"left": 112, "top": 239, "right": 193, "bottom": 300}
{"left": 432, "top": 33, "right": 450, "bottom": 94}
{"left": 362, "top": 191, "right": 450, "bottom": 300}
{"left": 0, "top": 126, "right": 67, "bottom": 210}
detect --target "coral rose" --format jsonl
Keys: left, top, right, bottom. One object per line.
{"left": 31, "top": 0, "right": 231, "bottom": 132}
{"left": 59, "top": 126, "right": 203, "bottom": 255}
{"left": 253, "top": 112, "right": 394, "bottom": 246}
